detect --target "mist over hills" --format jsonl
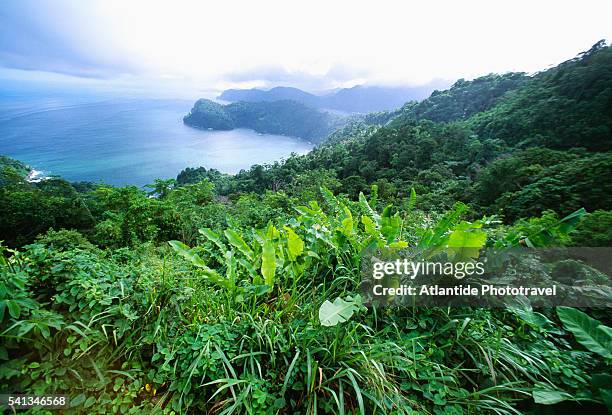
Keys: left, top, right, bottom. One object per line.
{"left": 218, "top": 81, "right": 450, "bottom": 113}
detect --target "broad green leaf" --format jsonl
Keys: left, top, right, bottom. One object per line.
{"left": 419, "top": 202, "right": 468, "bottom": 249}
{"left": 557, "top": 208, "right": 587, "bottom": 233}
{"left": 557, "top": 307, "right": 612, "bottom": 359}
{"left": 341, "top": 217, "right": 353, "bottom": 237}
{"left": 169, "top": 240, "right": 205, "bottom": 267}
{"left": 447, "top": 221, "right": 487, "bottom": 260}
{"left": 6, "top": 300, "right": 21, "bottom": 319}
{"left": 388, "top": 241, "right": 408, "bottom": 249}
{"left": 448, "top": 222, "right": 487, "bottom": 248}
{"left": 598, "top": 325, "right": 612, "bottom": 341}
{"left": 361, "top": 215, "right": 377, "bottom": 237}
{"left": 380, "top": 205, "right": 401, "bottom": 242}
{"left": 71, "top": 393, "right": 87, "bottom": 407}
{"left": 532, "top": 390, "right": 572, "bottom": 404}
{"left": 261, "top": 237, "right": 277, "bottom": 286}
{"left": 295, "top": 205, "right": 317, "bottom": 217}
{"left": 507, "top": 306, "right": 552, "bottom": 329}
{"left": 320, "top": 186, "right": 339, "bottom": 210}
{"left": 341, "top": 206, "right": 354, "bottom": 236}
{"left": 168, "top": 240, "right": 191, "bottom": 256}
{"left": 199, "top": 267, "right": 232, "bottom": 290}
{"left": 238, "top": 258, "right": 258, "bottom": 278}
{"left": 193, "top": 254, "right": 212, "bottom": 268}
{"left": 359, "top": 192, "right": 380, "bottom": 223}
{"left": 169, "top": 241, "right": 228, "bottom": 288}
{"left": 224, "top": 250, "right": 236, "bottom": 287}
{"left": 284, "top": 227, "right": 304, "bottom": 260}
{"left": 407, "top": 187, "right": 417, "bottom": 211}
{"left": 224, "top": 229, "right": 254, "bottom": 261}
{"left": 199, "top": 228, "right": 227, "bottom": 253}
{"left": 266, "top": 222, "right": 279, "bottom": 239}
{"left": 84, "top": 396, "right": 96, "bottom": 408}
{"left": 318, "top": 295, "right": 364, "bottom": 327}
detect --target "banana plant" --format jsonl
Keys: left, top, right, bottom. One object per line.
{"left": 169, "top": 220, "right": 309, "bottom": 293}
{"left": 167, "top": 240, "right": 234, "bottom": 290}
{"left": 359, "top": 190, "right": 408, "bottom": 251}
{"left": 496, "top": 208, "right": 587, "bottom": 248}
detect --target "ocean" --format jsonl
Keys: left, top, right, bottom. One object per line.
{"left": 0, "top": 93, "right": 313, "bottom": 187}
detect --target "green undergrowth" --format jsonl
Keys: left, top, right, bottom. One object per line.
{"left": 1, "top": 189, "right": 609, "bottom": 414}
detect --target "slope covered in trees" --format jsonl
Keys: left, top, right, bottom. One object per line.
{"left": 217, "top": 41, "right": 612, "bottom": 221}
{"left": 468, "top": 40, "right": 612, "bottom": 150}
{"left": 184, "top": 98, "right": 343, "bottom": 142}
{"left": 392, "top": 72, "right": 528, "bottom": 123}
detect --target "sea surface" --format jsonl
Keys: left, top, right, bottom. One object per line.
{"left": 0, "top": 93, "right": 313, "bottom": 187}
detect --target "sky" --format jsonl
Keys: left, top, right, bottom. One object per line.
{"left": 1, "top": 0, "right": 611, "bottom": 98}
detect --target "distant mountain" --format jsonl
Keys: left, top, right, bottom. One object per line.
{"left": 218, "top": 81, "right": 450, "bottom": 113}
{"left": 320, "top": 84, "right": 447, "bottom": 113}
{"left": 183, "top": 99, "right": 344, "bottom": 142}
{"left": 219, "top": 87, "right": 320, "bottom": 107}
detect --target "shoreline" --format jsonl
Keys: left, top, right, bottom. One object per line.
{"left": 26, "top": 168, "right": 48, "bottom": 183}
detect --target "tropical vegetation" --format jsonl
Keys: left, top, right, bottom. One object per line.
{"left": 0, "top": 41, "right": 611, "bottom": 414}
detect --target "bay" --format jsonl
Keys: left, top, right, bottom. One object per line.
{"left": 0, "top": 95, "right": 313, "bottom": 187}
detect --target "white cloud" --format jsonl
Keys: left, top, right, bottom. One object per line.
{"left": 1, "top": 0, "right": 611, "bottom": 95}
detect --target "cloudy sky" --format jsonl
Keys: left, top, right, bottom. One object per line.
{"left": 1, "top": 0, "right": 611, "bottom": 98}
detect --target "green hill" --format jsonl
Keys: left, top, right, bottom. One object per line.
{"left": 468, "top": 40, "right": 612, "bottom": 150}
{"left": 184, "top": 98, "right": 343, "bottom": 142}
{"left": 392, "top": 72, "right": 528, "bottom": 123}
{"left": 218, "top": 41, "right": 612, "bottom": 220}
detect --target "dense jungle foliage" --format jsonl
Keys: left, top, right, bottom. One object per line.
{"left": 1, "top": 42, "right": 611, "bottom": 414}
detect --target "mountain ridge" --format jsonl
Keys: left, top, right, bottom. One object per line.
{"left": 218, "top": 81, "right": 450, "bottom": 113}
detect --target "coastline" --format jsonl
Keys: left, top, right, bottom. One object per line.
{"left": 26, "top": 168, "right": 48, "bottom": 183}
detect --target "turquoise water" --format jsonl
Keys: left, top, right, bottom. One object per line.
{"left": 0, "top": 94, "right": 313, "bottom": 187}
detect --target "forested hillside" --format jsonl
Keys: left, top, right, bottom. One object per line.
{"left": 393, "top": 72, "right": 528, "bottom": 123}
{"left": 215, "top": 41, "right": 612, "bottom": 221}
{"left": 1, "top": 42, "right": 611, "bottom": 414}
{"left": 184, "top": 99, "right": 343, "bottom": 142}
{"left": 469, "top": 40, "right": 612, "bottom": 151}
